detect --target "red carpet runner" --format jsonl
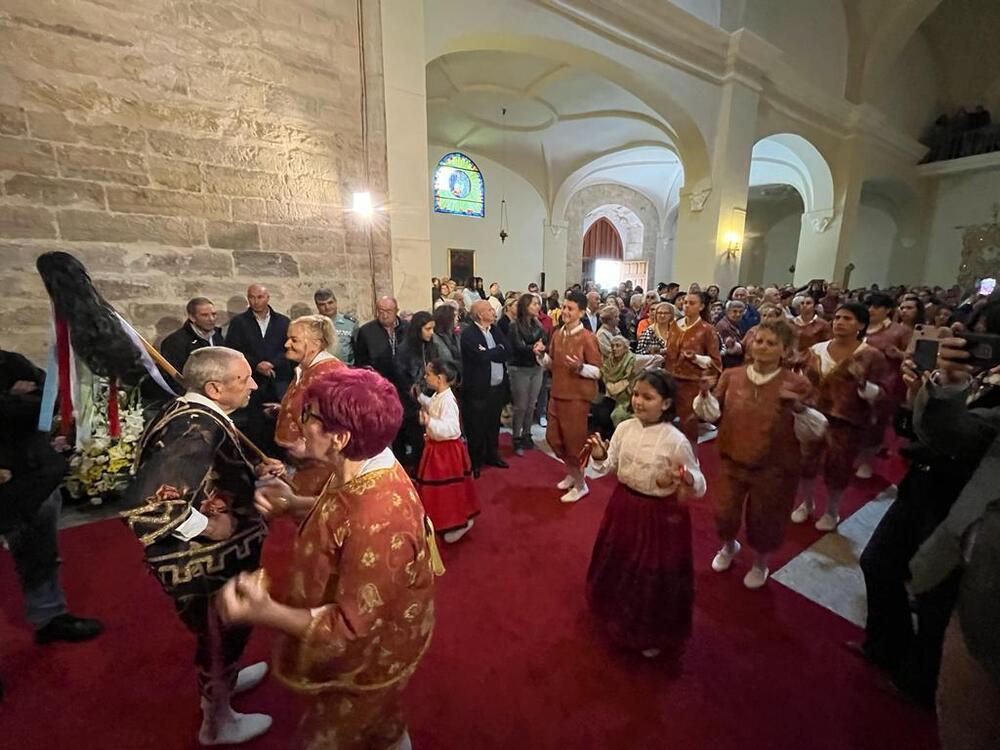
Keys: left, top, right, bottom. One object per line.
{"left": 0, "top": 440, "right": 938, "bottom": 749}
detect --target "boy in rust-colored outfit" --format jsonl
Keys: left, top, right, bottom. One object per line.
{"left": 538, "top": 291, "right": 603, "bottom": 503}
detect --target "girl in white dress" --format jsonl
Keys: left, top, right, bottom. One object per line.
{"left": 415, "top": 358, "right": 479, "bottom": 543}
{"left": 584, "top": 370, "right": 706, "bottom": 659}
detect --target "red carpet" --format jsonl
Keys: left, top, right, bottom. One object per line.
{"left": 0, "top": 440, "right": 938, "bottom": 749}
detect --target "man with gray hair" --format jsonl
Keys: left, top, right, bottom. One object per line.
{"left": 122, "top": 347, "right": 283, "bottom": 746}
{"left": 461, "top": 299, "right": 512, "bottom": 476}
{"left": 313, "top": 288, "right": 358, "bottom": 365}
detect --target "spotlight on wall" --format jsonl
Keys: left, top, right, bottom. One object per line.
{"left": 723, "top": 230, "right": 742, "bottom": 258}
{"left": 351, "top": 191, "right": 374, "bottom": 219}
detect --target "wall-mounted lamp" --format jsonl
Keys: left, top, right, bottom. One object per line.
{"left": 351, "top": 191, "right": 374, "bottom": 219}
{"left": 723, "top": 230, "right": 742, "bottom": 258}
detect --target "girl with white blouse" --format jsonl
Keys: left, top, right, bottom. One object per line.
{"left": 584, "top": 370, "right": 706, "bottom": 659}
{"left": 415, "top": 359, "right": 479, "bottom": 543}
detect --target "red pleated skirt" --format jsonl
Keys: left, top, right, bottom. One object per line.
{"left": 415, "top": 439, "right": 480, "bottom": 533}
{"left": 586, "top": 482, "right": 693, "bottom": 651}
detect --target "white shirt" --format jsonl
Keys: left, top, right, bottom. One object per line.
{"left": 591, "top": 418, "right": 707, "bottom": 498}
{"left": 418, "top": 388, "right": 461, "bottom": 441}
{"left": 585, "top": 310, "right": 599, "bottom": 332}
{"left": 255, "top": 311, "right": 271, "bottom": 337}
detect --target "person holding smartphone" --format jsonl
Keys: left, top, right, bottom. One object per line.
{"left": 851, "top": 300, "right": 1000, "bottom": 707}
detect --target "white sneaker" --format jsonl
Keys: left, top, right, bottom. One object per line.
{"left": 560, "top": 484, "right": 589, "bottom": 503}
{"left": 711, "top": 541, "right": 741, "bottom": 572}
{"left": 743, "top": 567, "right": 769, "bottom": 589}
{"left": 556, "top": 475, "right": 575, "bottom": 491}
{"left": 443, "top": 519, "right": 474, "bottom": 544}
{"left": 539, "top": 416, "right": 548, "bottom": 427}
{"left": 815, "top": 513, "right": 840, "bottom": 532}
{"left": 234, "top": 662, "right": 267, "bottom": 695}
{"left": 199, "top": 705, "right": 272, "bottom": 746}
{"left": 855, "top": 463, "right": 873, "bottom": 479}
{"left": 394, "top": 730, "right": 413, "bottom": 750}
{"left": 641, "top": 648, "right": 661, "bottom": 659}
{"left": 790, "top": 502, "right": 814, "bottom": 524}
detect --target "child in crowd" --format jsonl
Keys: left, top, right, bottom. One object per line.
{"left": 415, "top": 358, "right": 479, "bottom": 543}
{"left": 584, "top": 370, "right": 706, "bottom": 659}
{"left": 694, "top": 319, "right": 826, "bottom": 588}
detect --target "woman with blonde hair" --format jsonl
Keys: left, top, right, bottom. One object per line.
{"left": 274, "top": 314, "right": 345, "bottom": 494}
{"left": 636, "top": 302, "right": 676, "bottom": 355}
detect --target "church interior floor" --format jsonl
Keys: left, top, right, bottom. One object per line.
{"left": 1, "top": 435, "right": 937, "bottom": 749}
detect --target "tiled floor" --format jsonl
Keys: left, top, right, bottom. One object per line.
{"left": 773, "top": 486, "right": 896, "bottom": 627}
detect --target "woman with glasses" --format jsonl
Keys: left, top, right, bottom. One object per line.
{"left": 218, "top": 367, "right": 438, "bottom": 750}
{"left": 636, "top": 303, "right": 676, "bottom": 356}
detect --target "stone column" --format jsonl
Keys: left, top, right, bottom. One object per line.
{"left": 793, "top": 140, "right": 863, "bottom": 286}
{"left": 673, "top": 80, "right": 759, "bottom": 292}
{"left": 380, "top": 0, "right": 432, "bottom": 313}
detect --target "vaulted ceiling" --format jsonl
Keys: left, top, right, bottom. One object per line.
{"left": 426, "top": 50, "right": 684, "bottom": 219}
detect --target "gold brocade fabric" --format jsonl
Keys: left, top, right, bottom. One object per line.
{"left": 273, "top": 462, "right": 435, "bottom": 749}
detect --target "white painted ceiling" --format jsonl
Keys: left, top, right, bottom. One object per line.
{"left": 426, "top": 50, "right": 684, "bottom": 220}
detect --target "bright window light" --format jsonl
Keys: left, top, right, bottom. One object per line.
{"left": 595, "top": 259, "right": 621, "bottom": 290}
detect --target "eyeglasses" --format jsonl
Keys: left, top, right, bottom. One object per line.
{"left": 301, "top": 404, "right": 322, "bottom": 425}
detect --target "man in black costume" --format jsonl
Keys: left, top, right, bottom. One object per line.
{"left": 122, "top": 347, "right": 281, "bottom": 745}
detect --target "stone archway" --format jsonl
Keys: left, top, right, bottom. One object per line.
{"left": 565, "top": 186, "right": 660, "bottom": 289}
{"left": 746, "top": 133, "right": 836, "bottom": 284}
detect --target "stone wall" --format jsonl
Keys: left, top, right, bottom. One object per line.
{"left": 0, "top": 0, "right": 391, "bottom": 362}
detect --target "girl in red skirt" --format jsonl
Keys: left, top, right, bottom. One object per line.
{"left": 585, "top": 370, "right": 706, "bottom": 658}
{"left": 416, "top": 358, "right": 479, "bottom": 543}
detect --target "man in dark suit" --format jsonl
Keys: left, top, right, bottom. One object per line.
{"left": 0, "top": 348, "right": 103, "bottom": 690}
{"left": 159, "top": 297, "right": 224, "bottom": 373}
{"left": 581, "top": 290, "right": 601, "bottom": 332}
{"left": 354, "top": 296, "right": 406, "bottom": 379}
{"left": 461, "top": 299, "right": 512, "bottom": 477}
{"left": 223, "top": 284, "right": 291, "bottom": 448}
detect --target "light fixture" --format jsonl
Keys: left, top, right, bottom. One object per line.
{"left": 723, "top": 230, "right": 742, "bottom": 258}
{"left": 499, "top": 106, "right": 509, "bottom": 244}
{"left": 352, "top": 191, "right": 374, "bottom": 219}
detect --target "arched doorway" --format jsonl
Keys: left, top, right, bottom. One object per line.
{"left": 581, "top": 204, "right": 649, "bottom": 290}
{"left": 743, "top": 133, "right": 835, "bottom": 285}
{"left": 582, "top": 217, "right": 623, "bottom": 286}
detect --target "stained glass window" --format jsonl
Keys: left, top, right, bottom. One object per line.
{"left": 433, "top": 152, "right": 485, "bottom": 217}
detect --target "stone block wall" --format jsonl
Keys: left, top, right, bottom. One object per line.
{"left": 0, "top": 0, "right": 392, "bottom": 362}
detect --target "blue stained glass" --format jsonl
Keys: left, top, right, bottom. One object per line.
{"left": 433, "top": 152, "right": 485, "bottom": 217}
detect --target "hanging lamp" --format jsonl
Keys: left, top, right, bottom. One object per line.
{"left": 499, "top": 106, "right": 509, "bottom": 244}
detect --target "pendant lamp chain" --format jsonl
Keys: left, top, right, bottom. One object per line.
{"left": 499, "top": 106, "right": 509, "bottom": 244}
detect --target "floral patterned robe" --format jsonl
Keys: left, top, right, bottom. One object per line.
{"left": 272, "top": 449, "right": 436, "bottom": 750}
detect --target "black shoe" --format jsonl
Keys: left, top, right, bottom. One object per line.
{"left": 36, "top": 614, "right": 104, "bottom": 645}
{"left": 485, "top": 459, "right": 509, "bottom": 469}
{"left": 472, "top": 467, "right": 481, "bottom": 479}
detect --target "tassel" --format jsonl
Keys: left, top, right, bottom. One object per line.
{"left": 55, "top": 316, "right": 74, "bottom": 436}
{"left": 107, "top": 376, "right": 121, "bottom": 438}
{"left": 424, "top": 516, "right": 446, "bottom": 576}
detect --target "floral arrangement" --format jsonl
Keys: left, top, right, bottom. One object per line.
{"left": 65, "top": 376, "right": 145, "bottom": 505}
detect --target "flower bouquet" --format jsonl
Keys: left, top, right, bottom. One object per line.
{"left": 65, "top": 375, "right": 145, "bottom": 505}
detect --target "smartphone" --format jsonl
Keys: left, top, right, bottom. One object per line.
{"left": 958, "top": 332, "right": 1000, "bottom": 370}
{"left": 912, "top": 338, "right": 939, "bottom": 373}
{"left": 979, "top": 278, "right": 997, "bottom": 296}
{"left": 906, "top": 323, "right": 947, "bottom": 356}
